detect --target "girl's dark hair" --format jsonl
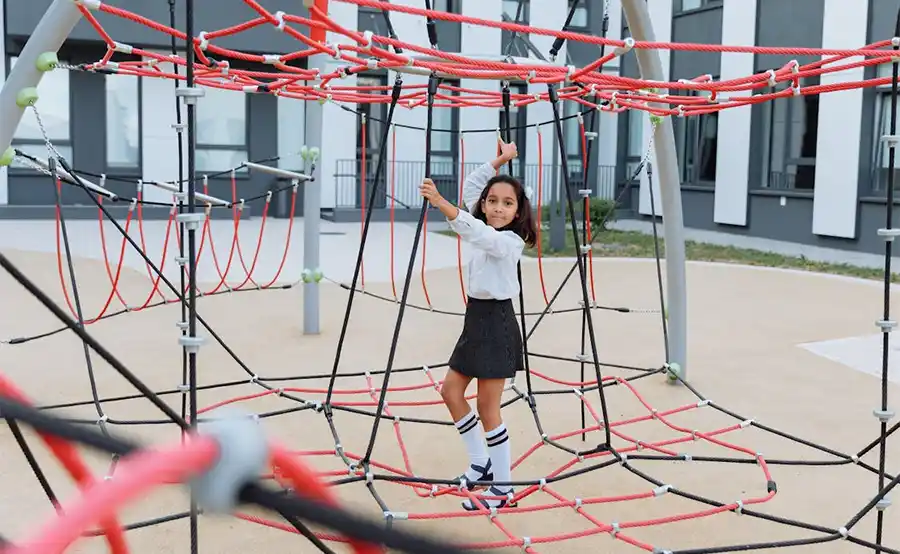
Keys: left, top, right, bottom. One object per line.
{"left": 471, "top": 174, "right": 538, "bottom": 248}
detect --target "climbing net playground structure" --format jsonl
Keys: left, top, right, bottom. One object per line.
{"left": 0, "top": 0, "right": 899, "bottom": 552}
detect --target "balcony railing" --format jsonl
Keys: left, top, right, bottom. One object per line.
{"left": 333, "top": 159, "right": 617, "bottom": 210}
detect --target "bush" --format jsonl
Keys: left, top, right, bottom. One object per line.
{"left": 538, "top": 197, "right": 617, "bottom": 232}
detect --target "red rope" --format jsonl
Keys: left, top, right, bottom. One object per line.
{"left": 66, "top": 1, "right": 900, "bottom": 123}
{"left": 578, "top": 117, "right": 596, "bottom": 303}
{"left": 55, "top": 179, "right": 131, "bottom": 324}
{"left": 0, "top": 373, "right": 128, "bottom": 554}
{"left": 96, "top": 195, "right": 130, "bottom": 309}
{"left": 137, "top": 186, "right": 169, "bottom": 303}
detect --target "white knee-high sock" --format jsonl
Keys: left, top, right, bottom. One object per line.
{"left": 485, "top": 423, "right": 511, "bottom": 493}
{"left": 455, "top": 409, "right": 489, "bottom": 480}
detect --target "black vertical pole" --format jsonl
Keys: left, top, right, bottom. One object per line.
{"left": 167, "top": 0, "right": 189, "bottom": 438}
{"left": 873, "top": 11, "right": 900, "bottom": 552}
{"left": 183, "top": 0, "right": 199, "bottom": 551}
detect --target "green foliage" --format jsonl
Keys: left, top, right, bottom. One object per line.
{"left": 539, "top": 197, "right": 617, "bottom": 232}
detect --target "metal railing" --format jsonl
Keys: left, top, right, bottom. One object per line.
{"left": 333, "top": 158, "right": 618, "bottom": 209}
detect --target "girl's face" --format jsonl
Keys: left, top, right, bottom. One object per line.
{"left": 480, "top": 181, "right": 519, "bottom": 229}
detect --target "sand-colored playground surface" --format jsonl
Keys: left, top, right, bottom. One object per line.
{"left": 0, "top": 247, "right": 898, "bottom": 553}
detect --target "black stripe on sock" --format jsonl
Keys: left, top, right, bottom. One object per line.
{"left": 486, "top": 429, "right": 508, "bottom": 447}
{"left": 457, "top": 413, "right": 479, "bottom": 434}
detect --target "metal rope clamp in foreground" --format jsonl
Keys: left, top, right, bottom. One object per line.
{"left": 190, "top": 407, "right": 269, "bottom": 514}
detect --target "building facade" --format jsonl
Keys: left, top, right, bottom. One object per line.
{"left": 1, "top": 0, "right": 899, "bottom": 257}
{"left": 0, "top": 0, "right": 623, "bottom": 220}
{"left": 621, "top": 0, "right": 900, "bottom": 256}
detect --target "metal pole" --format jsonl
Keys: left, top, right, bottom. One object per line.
{"left": 0, "top": 0, "right": 81, "bottom": 157}
{"left": 620, "top": 0, "right": 688, "bottom": 379}
{"left": 303, "top": 54, "right": 325, "bottom": 335}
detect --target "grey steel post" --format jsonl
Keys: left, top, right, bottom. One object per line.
{"left": 620, "top": 0, "right": 688, "bottom": 379}
{"left": 0, "top": 0, "right": 82, "bottom": 156}
{"left": 302, "top": 54, "right": 325, "bottom": 335}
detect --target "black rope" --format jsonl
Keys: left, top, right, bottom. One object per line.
{"left": 325, "top": 75, "right": 404, "bottom": 408}
{"left": 360, "top": 73, "right": 440, "bottom": 466}
{"left": 423, "top": 0, "right": 439, "bottom": 49}
{"left": 0, "top": 250, "right": 189, "bottom": 429}
{"left": 48, "top": 157, "right": 121, "bottom": 477}
{"left": 500, "top": 83, "right": 536, "bottom": 405}
{"left": 546, "top": 82, "right": 614, "bottom": 451}
{"left": 380, "top": 8, "right": 403, "bottom": 54}
{"left": 645, "top": 163, "right": 670, "bottom": 362}
{"left": 5, "top": 417, "right": 60, "bottom": 507}
{"left": 549, "top": 0, "right": 581, "bottom": 60}
{"left": 48, "top": 155, "right": 301, "bottom": 408}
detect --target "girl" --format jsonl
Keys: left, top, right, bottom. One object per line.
{"left": 419, "top": 139, "right": 537, "bottom": 511}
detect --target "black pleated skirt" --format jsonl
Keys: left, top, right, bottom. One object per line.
{"left": 448, "top": 297, "right": 524, "bottom": 380}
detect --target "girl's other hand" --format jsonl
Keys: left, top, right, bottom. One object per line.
{"left": 499, "top": 139, "right": 518, "bottom": 161}
{"left": 420, "top": 178, "right": 444, "bottom": 205}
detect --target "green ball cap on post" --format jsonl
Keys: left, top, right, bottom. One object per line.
{"left": 16, "top": 88, "right": 39, "bottom": 109}
{"left": 0, "top": 147, "right": 14, "bottom": 167}
{"left": 36, "top": 51, "right": 59, "bottom": 72}
{"left": 665, "top": 362, "right": 682, "bottom": 382}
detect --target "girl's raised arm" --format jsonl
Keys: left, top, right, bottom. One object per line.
{"left": 461, "top": 140, "right": 518, "bottom": 213}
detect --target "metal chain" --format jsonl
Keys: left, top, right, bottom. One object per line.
{"left": 29, "top": 104, "right": 66, "bottom": 164}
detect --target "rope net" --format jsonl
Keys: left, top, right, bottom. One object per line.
{"left": 0, "top": 1, "right": 898, "bottom": 553}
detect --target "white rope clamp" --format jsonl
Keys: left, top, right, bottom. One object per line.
{"left": 198, "top": 31, "right": 209, "bottom": 51}
{"left": 274, "top": 11, "right": 286, "bottom": 31}
{"left": 613, "top": 37, "right": 635, "bottom": 57}
{"left": 191, "top": 407, "right": 269, "bottom": 514}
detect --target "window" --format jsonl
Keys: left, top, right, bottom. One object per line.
{"left": 757, "top": 76, "right": 820, "bottom": 191}
{"left": 567, "top": 0, "right": 588, "bottom": 29}
{"left": 501, "top": 0, "right": 530, "bottom": 57}
{"left": 105, "top": 74, "right": 141, "bottom": 170}
{"left": 356, "top": 75, "right": 387, "bottom": 209}
{"left": 430, "top": 0, "right": 458, "bottom": 12}
{"left": 8, "top": 55, "right": 73, "bottom": 169}
{"left": 676, "top": 0, "right": 720, "bottom": 12}
{"left": 430, "top": 80, "right": 459, "bottom": 197}
{"left": 502, "top": 0, "right": 528, "bottom": 21}
{"left": 624, "top": 107, "right": 645, "bottom": 179}
{"left": 675, "top": 91, "right": 718, "bottom": 186}
{"left": 278, "top": 97, "right": 306, "bottom": 171}
{"left": 564, "top": 99, "right": 583, "bottom": 176}
{"left": 195, "top": 83, "right": 248, "bottom": 173}
{"left": 873, "top": 95, "right": 898, "bottom": 194}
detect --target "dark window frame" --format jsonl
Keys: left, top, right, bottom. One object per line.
{"left": 755, "top": 74, "right": 820, "bottom": 192}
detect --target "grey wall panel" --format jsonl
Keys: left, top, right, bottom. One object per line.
{"left": 754, "top": 0, "right": 824, "bottom": 71}
{"left": 670, "top": 7, "right": 722, "bottom": 81}
{"left": 870, "top": 0, "right": 900, "bottom": 42}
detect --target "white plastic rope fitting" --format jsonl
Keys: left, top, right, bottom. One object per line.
{"left": 190, "top": 407, "right": 269, "bottom": 514}
{"left": 614, "top": 37, "right": 635, "bottom": 57}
